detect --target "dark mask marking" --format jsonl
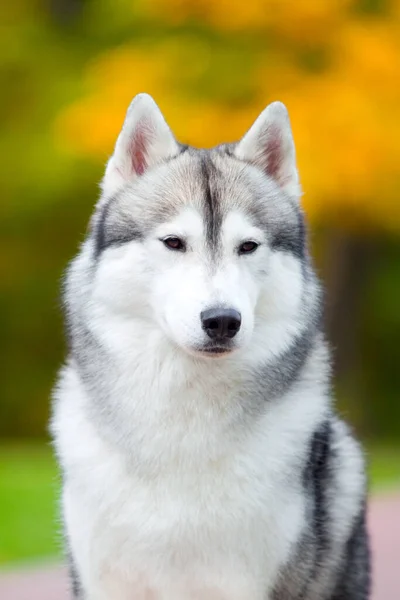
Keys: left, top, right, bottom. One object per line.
{"left": 200, "top": 154, "right": 223, "bottom": 255}
{"left": 94, "top": 195, "right": 143, "bottom": 259}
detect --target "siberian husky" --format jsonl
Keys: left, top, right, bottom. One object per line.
{"left": 51, "top": 94, "right": 370, "bottom": 599}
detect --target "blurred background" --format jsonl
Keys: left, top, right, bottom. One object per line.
{"left": 0, "top": 0, "right": 399, "bottom": 582}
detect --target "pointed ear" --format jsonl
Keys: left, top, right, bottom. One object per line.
{"left": 102, "top": 93, "right": 180, "bottom": 196}
{"left": 234, "top": 102, "right": 300, "bottom": 197}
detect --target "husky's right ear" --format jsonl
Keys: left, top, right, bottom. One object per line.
{"left": 101, "top": 93, "right": 180, "bottom": 196}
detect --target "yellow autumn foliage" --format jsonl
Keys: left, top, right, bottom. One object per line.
{"left": 145, "top": 0, "right": 351, "bottom": 40}
{"left": 55, "top": 0, "right": 400, "bottom": 230}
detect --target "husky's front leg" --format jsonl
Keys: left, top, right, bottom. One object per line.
{"left": 63, "top": 488, "right": 108, "bottom": 600}
{"left": 66, "top": 543, "right": 100, "bottom": 600}
{"left": 65, "top": 518, "right": 154, "bottom": 600}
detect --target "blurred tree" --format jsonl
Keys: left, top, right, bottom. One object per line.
{"left": 1, "top": 0, "right": 399, "bottom": 440}
{"left": 56, "top": 0, "right": 400, "bottom": 230}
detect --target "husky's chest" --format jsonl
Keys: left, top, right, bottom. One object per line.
{"left": 56, "top": 364, "right": 314, "bottom": 599}
{"left": 65, "top": 443, "right": 304, "bottom": 600}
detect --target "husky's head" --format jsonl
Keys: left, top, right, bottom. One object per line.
{"left": 85, "top": 94, "right": 316, "bottom": 360}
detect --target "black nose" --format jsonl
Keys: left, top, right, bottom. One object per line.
{"left": 201, "top": 308, "right": 241, "bottom": 341}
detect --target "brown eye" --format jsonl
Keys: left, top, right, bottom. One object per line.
{"left": 163, "top": 236, "right": 186, "bottom": 251}
{"left": 239, "top": 241, "right": 259, "bottom": 255}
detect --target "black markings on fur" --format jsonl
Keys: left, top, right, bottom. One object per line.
{"left": 292, "top": 420, "right": 332, "bottom": 598}
{"left": 200, "top": 154, "right": 222, "bottom": 252}
{"left": 214, "top": 142, "right": 236, "bottom": 157}
{"left": 308, "top": 420, "right": 332, "bottom": 557}
{"left": 94, "top": 197, "right": 112, "bottom": 256}
{"left": 271, "top": 532, "right": 315, "bottom": 600}
{"left": 259, "top": 326, "right": 317, "bottom": 400}
{"left": 94, "top": 195, "right": 143, "bottom": 258}
{"left": 330, "top": 502, "right": 371, "bottom": 600}
{"left": 301, "top": 420, "right": 334, "bottom": 599}
{"left": 271, "top": 420, "right": 333, "bottom": 600}
{"left": 67, "top": 549, "right": 83, "bottom": 598}
{"left": 162, "top": 142, "right": 190, "bottom": 166}
{"left": 176, "top": 142, "right": 189, "bottom": 155}
{"left": 270, "top": 206, "right": 306, "bottom": 259}
{"left": 272, "top": 423, "right": 370, "bottom": 600}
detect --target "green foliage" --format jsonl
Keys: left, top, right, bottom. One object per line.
{"left": 367, "top": 445, "right": 400, "bottom": 492}
{"left": 0, "top": 444, "right": 61, "bottom": 564}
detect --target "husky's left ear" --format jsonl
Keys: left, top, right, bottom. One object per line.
{"left": 101, "top": 93, "right": 180, "bottom": 196}
{"left": 235, "top": 102, "right": 300, "bottom": 197}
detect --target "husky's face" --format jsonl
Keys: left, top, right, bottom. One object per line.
{"left": 90, "top": 94, "right": 307, "bottom": 358}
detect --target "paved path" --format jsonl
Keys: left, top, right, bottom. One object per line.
{"left": 1, "top": 494, "right": 399, "bottom": 599}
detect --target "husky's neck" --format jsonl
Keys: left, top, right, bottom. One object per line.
{"left": 70, "top": 306, "right": 329, "bottom": 471}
